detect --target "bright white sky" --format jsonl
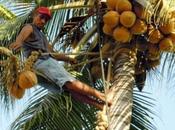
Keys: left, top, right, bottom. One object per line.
{"left": 1, "top": 59, "right": 175, "bottom": 130}
{"left": 144, "top": 58, "right": 175, "bottom": 130}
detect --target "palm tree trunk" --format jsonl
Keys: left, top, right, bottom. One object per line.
{"left": 108, "top": 46, "right": 137, "bottom": 130}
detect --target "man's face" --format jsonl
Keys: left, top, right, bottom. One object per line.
{"left": 33, "top": 13, "right": 50, "bottom": 28}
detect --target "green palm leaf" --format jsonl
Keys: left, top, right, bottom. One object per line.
{"left": 10, "top": 73, "right": 156, "bottom": 130}
{"left": 0, "top": 5, "right": 16, "bottom": 20}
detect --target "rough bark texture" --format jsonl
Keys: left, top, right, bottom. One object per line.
{"left": 108, "top": 47, "right": 137, "bottom": 130}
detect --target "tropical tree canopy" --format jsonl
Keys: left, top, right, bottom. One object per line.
{"left": 1, "top": 0, "right": 175, "bottom": 130}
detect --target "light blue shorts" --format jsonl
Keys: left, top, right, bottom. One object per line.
{"left": 34, "top": 57, "right": 75, "bottom": 93}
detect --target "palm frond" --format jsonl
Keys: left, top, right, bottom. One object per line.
{"left": 0, "top": 5, "right": 16, "bottom": 20}
{"left": 0, "top": 15, "right": 29, "bottom": 41}
{"left": 10, "top": 71, "right": 97, "bottom": 130}
{"left": 131, "top": 90, "right": 157, "bottom": 130}
{"left": 10, "top": 81, "right": 157, "bottom": 130}
{"left": 159, "top": 53, "right": 175, "bottom": 87}
{"left": 135, "top": 0, "right": 175, "bottom": 24}
{"left": 0, "top": 3, "right": 34, "bottom": 109}
{"left": 50, "top": 1, "right": 93, "bottom": 11}
{"left": 0, "top": 3, "right": 35, "bottom": 41}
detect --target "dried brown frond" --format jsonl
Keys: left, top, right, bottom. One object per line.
{"left": 0, "top": 46, "right": 12, "bottom": 56}
{"left": 23, "top": 51, "right": 40, "bottom": 71}
{"left": 2, "top": 55, "right": 21, "bottom": 91}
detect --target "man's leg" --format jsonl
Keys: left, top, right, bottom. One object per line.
{"left": 65, "top": 80, "right": 112, "bottom": 105}
{"left": 69, "top": 90, "right": 104, "bottom": 110}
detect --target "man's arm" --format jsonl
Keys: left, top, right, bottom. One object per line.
{"left": 51, "top": 53, "right": 77, "bottom": 63}
{"left": 47, "top": 44, "right": 76, "bottom": 63}
{"left": 9, "top": 25, "right": 33, "bottom": 51}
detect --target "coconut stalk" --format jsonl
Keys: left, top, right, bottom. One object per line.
{"left": 108, "top": 45, "right": 137, "bottom": 130}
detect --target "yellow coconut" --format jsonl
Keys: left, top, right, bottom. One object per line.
{"left": 120, "top": 11, "right": 136, "bottom": 28}
{"left": 147, "top": 43, "right": 160, "bottom": 60}
{"left": 159, "top": 22, "right": 175, "bottom": 35}
{"left": 103, "top": 11, "right": 120, "bottom": 28}
{"left": 113, "top": 26, "right": 131, "bottom": 43}
{"left": 106, "top": 0, "right": 118, "bottom": 10}
{"left": 148, "top": 29, "right": 164, "bottom": 44}
{"left": 103, "top": 24, "right": 113, "bottom": 36}
{"left": 147, "top": 24, "right": 154, "bottom": 32}
{"left": 10, "top": 85, "right": 25, "bottom": 99}
{"left": 130, "top": 19, "right": 147, "bottom": 35}
{"left": 168, "top": 33, "right": 175, "bottom": 43}
{"left": 116, "top": 0, "right": 132, "bottom": 13}
{"left": 148, "top": 43, "right": 159, "bottom": 54}
{"left": 159, "top": 38, "right": 174, "bottom": 51}
{"left": 19, "top": 70, "right": 38, "bottom": 89}
{"left": 133, "top": 3, "right": 147, "bottom": 20}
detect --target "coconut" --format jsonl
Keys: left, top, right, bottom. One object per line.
{"left": 147, "top": 24, "right": 154, "bottom": 32}
{"left": 159, "top": 38, "right": 174, "bottom": 51}
{"left": 148, "top": 43, "right": 159, "bottom": 54}
{"left": 159, "top": 22, "right": 175, "bottom": 35}
{"left": 147, "top": 43, "right": 160, "bottom": 60}
{"left": 133, "top": 3, "right": 147, "bottom": 20}
{"left": 106, "top": 0, "right": 118, "bottom": 10}
{"left": 116, "top": 0, "right": 132, "bottom": 13}
{"left": 168, "top": 33, "right": 175, "bottom": 43}
{"left": 103, "top": 24, "right": 113, "bottom": 36}
{"left": 10, "top": 85, "right": 25, "bottom": 99}
{"left": 103, "top": 11, "right": 120, "bottom": 28}
{"left": 19, "top": 70, "right": 38, "bottom": 89}
{"left": 113, "top": 26, "right": 132, "bottom": 43}
{"left": 148, "top": 29, "right": 164, "bottom": 44}
{"left": 130, "top": 19, "right": 147, "bottom": 35}
{"left": 120, "top": 11, "right": 136, "bottom": 28}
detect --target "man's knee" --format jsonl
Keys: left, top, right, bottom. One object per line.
{"left": 64, "top": 80, "right": 83, "bottom": 90}
{"left": 64, "top": 80, "right": 79, "bottom": 89}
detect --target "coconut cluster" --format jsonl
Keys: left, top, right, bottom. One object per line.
{"left": 103, "top": 0, "right": 175, "bottom": 70}
{"left": 10, "top": 51, "right": 39, "bottom": 99}
{"left": 103, "top": 0, "right": 175, "bottom": 52}
{"left": 101, "top": 0, "right": 175, "bottom": 92}
{"left": 18, "top": 51, "right": 39, "bottom": 90}
{"left": 103, "top": 0, "right": 147, "bottom": 43}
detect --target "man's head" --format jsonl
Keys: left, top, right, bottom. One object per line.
{"left": 33, "top": 7, "right": 52, "bottom": 28}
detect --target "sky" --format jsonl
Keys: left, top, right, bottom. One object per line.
{"left": 145, "top": 77, "right": 175, "bottom": 130}
{"left": 1, "top": 59, "right": 175, "bottom": 130}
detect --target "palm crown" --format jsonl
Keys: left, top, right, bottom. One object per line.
{"left": 1, "top": 0, "right": 174, "bottom": 130}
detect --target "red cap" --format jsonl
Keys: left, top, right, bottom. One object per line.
{"left": 37, "top": 7, "right": 51, "bottom": 19}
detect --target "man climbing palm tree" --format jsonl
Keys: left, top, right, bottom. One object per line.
{"left": 10, "top": 6, "right": 113, "bottom": 110}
